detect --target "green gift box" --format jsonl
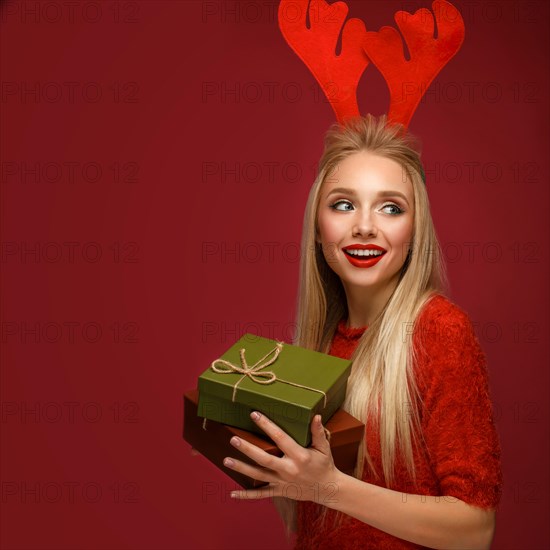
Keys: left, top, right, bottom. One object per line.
{"left": 197, "top": 334, "right": 353, "bottom": 446}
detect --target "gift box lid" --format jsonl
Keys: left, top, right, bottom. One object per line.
{"left": 198, "top": 334, "right": 353, "bottom": 410}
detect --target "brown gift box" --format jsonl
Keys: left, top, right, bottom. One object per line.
{"left": 183, "top": 389, "right": 365, "bottom": 489}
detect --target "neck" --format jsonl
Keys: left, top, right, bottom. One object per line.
{"left": 342, "top": 278, "right": 399, "bottom": 328}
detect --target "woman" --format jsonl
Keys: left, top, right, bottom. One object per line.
{"left": 224, "top": 115, "right": 502, "bottom": 549}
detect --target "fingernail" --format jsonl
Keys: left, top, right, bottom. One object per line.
{"left": 230, "top": 436, "right": 241, "bottom": 447}
{"left": 230, "top": 492, "right": 238, "bottom": 498}
{"left": 224, "top": 457, "right": 234, "bottom": 468}
{"left": 316, "top": 414, "right": 322, "bottom": 425}
{"left": 251, "top": 411, "right": 260, "bottom": 421}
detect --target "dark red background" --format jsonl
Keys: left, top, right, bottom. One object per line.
{"left": 1, "top": 0, "right": 548, "bottom": 548}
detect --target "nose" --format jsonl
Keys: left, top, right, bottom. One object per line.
{"left": 352, "top": 209, "right": 377, "bottom": 238}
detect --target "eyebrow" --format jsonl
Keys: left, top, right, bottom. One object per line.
{"left": 325, "top": 187, "right": 411, "bottom": 206}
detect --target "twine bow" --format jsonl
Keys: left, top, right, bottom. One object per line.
{"left": 210, "top": 342, "right": 328, "bottom": 407}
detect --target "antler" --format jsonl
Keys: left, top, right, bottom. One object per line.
{"left": 278, "top": 0, "right": 369, "bottom": 123}
{"left": 362, "top": 0, "right": 465, "bottom": 127}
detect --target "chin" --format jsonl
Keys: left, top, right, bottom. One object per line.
{"left": 342, "top": 271, "right": 401, "bottom": 294}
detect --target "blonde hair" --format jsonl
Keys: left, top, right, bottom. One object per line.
{"left": 275, "top": 114, "right": 447, "bottom": 537}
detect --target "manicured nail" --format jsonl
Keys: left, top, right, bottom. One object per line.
{"left": 223, "top": 457, "right": 234, "bottom": 467}
{"left": 230, "top": 436, "right": 241, "bottom": 447}
{"left": 251, "top": 411, "right": 260, "bottom": 421}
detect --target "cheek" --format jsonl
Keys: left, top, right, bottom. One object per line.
{"left": 316, "top": 213, "right": 332, "bottom": 244}
{"left": 317, "top": 212, "right": 346, "bottom": 245}
{"left": 397, "top": 222, "right": 414, "bottom": 244}
{"left": 389, "top": 219, "right": 414, "bottom": 254}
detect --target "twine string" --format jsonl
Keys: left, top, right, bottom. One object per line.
{"left": 210, "top": 342, "right": 327, "bottom": 407}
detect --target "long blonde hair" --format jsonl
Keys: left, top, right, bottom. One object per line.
{"left": 275, "top": 114, "right": 447, "bottom": 536}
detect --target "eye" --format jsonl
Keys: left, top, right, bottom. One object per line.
{"left": 330, "top": 199, "right": 354, "bottom": 212}
{"left": 381, "top": 202, "right": 404, "bottom": 215}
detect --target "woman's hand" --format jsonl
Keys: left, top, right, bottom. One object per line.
{"left": 225, "top": 411, "right": 341, "bottom": 505}
{"left": 224, "top": 411, "right": 496, "bottom": 548}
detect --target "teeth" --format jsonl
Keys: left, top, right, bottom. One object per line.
{"left": 346, "top": 249, "right": 384, "bottom": 257}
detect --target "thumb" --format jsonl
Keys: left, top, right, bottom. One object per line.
{"left": 310, "top": 415, "right": 331, "bottom": 453}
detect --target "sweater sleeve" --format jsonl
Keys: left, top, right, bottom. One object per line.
{"left": 414, "top": 297, "right": 503, "bottom": 510}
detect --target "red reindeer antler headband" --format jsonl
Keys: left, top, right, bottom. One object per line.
{"left": 278, "top": 0, "right": 465, "bottom": 127}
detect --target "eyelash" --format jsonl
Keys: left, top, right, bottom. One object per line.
{"left": 381, "top": 202, "right": 404, "bottom": 215}
{"left": 329, "top": 200, "right": 405, "bottom": 215}
{"left": 329, "top": 199, "right": 353, "bottom": 211}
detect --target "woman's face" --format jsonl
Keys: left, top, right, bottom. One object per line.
{"left": 316, "top": 151, "right": 415, "bottom": 298}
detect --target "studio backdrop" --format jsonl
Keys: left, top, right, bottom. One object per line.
{"left": 1, "top": 0, "right": 548, "bottom": 548}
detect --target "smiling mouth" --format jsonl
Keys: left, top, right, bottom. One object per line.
{"left": 343, "top": 249, "right": 385, "bottom": 258}
{"left": 342, "top": 246, "right": 387, "bottom": 268}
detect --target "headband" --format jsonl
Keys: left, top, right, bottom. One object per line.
{"left": 277, "top": 0, "right": 465, "bottom": 128}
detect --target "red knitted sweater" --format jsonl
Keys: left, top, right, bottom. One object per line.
{"left": 295, "top": 294, "right": 502, "bottom": 549}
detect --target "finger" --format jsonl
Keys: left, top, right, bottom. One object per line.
{"left": 228, "top": 435, "right": 282, "bottom": 471}
{"left": 190, "top": 448, "right": 202, "bottom": 457}
{"left": 230, "top": 484, "right": 278, "bottom": 501}
{"left": 249, "top": 411, "right": 300, "bottom": 457}
{"left": 223, "top": 456, "right": 277, "bottom": 484}
{"left": 310, "top": 415, "right": 331, "bottom": 454}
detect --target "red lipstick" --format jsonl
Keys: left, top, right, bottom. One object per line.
{"left": 342, "top": 244, "right": 386, "bottom": 268}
